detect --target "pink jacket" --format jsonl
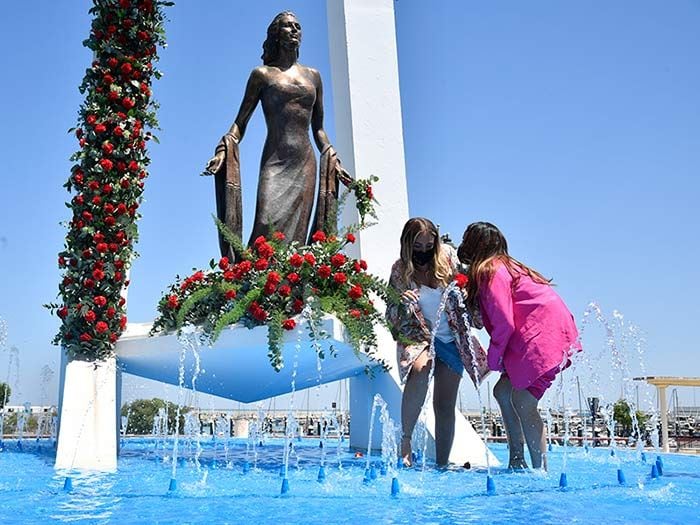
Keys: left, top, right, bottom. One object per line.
{"left": 479, "top": 262, "right": 581, "bottom": 390}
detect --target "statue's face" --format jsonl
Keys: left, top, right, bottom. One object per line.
{"left": 278, "top": 15, "right": 301, "bottom": 49}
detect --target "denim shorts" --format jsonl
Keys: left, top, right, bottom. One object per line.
{"left": 433, "top": 338, "right": 463, "bottom": 376}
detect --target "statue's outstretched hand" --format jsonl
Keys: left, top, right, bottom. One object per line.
{"left": 336, "top": 164, "right": 353, "bottom": 187}
{"left": 203, "top": 151, "right": 225, "bottom": 176}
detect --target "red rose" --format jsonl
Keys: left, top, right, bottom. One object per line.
{"left": 96, "top": 321, "right": 109, "bottom": 334}
{"left": 454, "top": 273, "right": 469, "bottom": 288}
{"left": 120, "top": 316, "right": 127, "bottom": 330}
{"left": 109, "top": 333, "right": 118, "bottom": 343}
{"left": 86, "top": 114, "right": 97, "bottom": 125}
{"left": 88, "top": 180, "right": 100, "bottom": 191}
{"left": 106, "top": 307, "right": 116, "bottom": 318}
{"left": 84, "top": 310, "right": 97, "bottom": 323}
{"left": 238, "top": 261, "right": 252, "bottom": 274}
{"left": 122, "top": 97, "right": 135, "bottom": 110}
{"left": 353, "top": 261, "right": 362, "bottom": 273}
{"left": 166, "top": 295, "right": 178, "bottom": 308}
{"left": 103, "top": 74, "right": 114, "bottom": 85}
{"left": 82, "top": 211, "right": 93, "bottom": 222}
{"left": 282, "top": 318, "right": 296, "bottom": 331}
{"left": 137, "top": 30, "right": 150, "bottom": 41}
{"left": 99, "top": 158, "right": 113, "bottom": 171}
{"left": 114, "top": 270, "right": 123, "bottom": 281}
{"left": 82, "top": 248, "right": 92, "bottom": 258}
{"left": 266, "top": 271, "right": 282, "bottom": 284}
{"left": 119, "top": 297, "right": 126, "bottom": 306}
{"left": 57, "top": 306, "right": 69, "bottom": 319}
{"left": 58, "top": 256, "right": 66, "bottom": 267}
{"left": 331, "top": 253, "right": 346, "bottom": 267}
{"left": 349, "top": 309, "right": 362, "bottom": 319}
{"left": 367, "top": 185, "right": 374, "bottom": 199}
{"left": 96, "top": 243, "right": 108, "bottom": 253}
{"left": 192, "top": 271, "right": 204, "bottom": 281}
{"left": 119, "top": 0, "right": 130, "bottom": 8}
{"left": 102, "top": 142, "right": 114, "bottom": 155}
{"left": 304, "top": 253, "right": 316, "bottom": 266}
{"left": 359, "top": 260, "right": 368, "bottom": 270}
{"left": 278, "top": 284, "right": 291, "bottom": 297}
{"left": 113, "top": 126, "right": 123, "bottom": 137}
{"left": 107, "top": 57, "right": 118, "bottom": 69}
{"left": 102, "top": 183, "right": 113, "bottom": 194}
{"left": 92, "top": 196, "right": 101, "bottom": 205}
{"left": 263, "top": 282, "right": 277, "bottom": 295}
{"left": 116, "top": 161, "right": 127, "bottom": 172}
{"left": 79, "top": 333, "right": 92, "bottom": 342}
{"left": 257, "top": 242, "right": 274, "bottom": 259}
{"left": 73, "top": 172, "right": 84, "bottom": 185}
{"left": 120, "top": 178, "right": 130, "bottom": 189}
{"left": 311, "top": 230, "right": 326, "bottom": 243}
{"left": 138, "top": 171, "right": 147, "bottom": 179}
{"left": 120, "top": 63, "right": 133, "bottom": 76}
{"left": 224, "top": 289, "right": 237, "bottom": 300}
{"left": 273, "top": 231, "right": 286, "bottom": 241}
{"left": 107, "top": 25, "right": 117, "bottom": 34}
{"left": 94, "top": 123, "right": 107, "bottom": 134}
{"left": 92, "top": 268, "right": 105, "bottom": 281}
{"left": 219, "top": 257, "right": 230, "bottom": 270}
{"left": 105, "top": 216, "right": 116, "bottom": 227}
{"left": 74, "top": 195, "right": 84, "bottom": 205}
{"left": 254, "top": 258, "right": 269, "bottom": 271}
{"left": 345, "top": 233, "right": 356, "bottom": 244}
{"left": 349, "top": 284, "right": 363, "bottom": 300}
{"left": 116, "top": 203, "right": 127, "bottom": 215}
{"left": 287, "top": 272, "right": 300, "bottom": 284}
{"left": 94, "top": 295, "right": 107, "bottom": 307}
{"left": 333, "top": 272, "right": 348, "bottom": 285}
{"left": 289, "top": 253, "right": 304, "bottom": 267}
{"left": 292, "top": 299, "right": 304, "bottom": 313}
{"left": 108, "top": 91, "right": 119, "bottom": 101}
{"left": 318, "top": 265, "right": 332, "bottom": 279}
{"left": 253, "top": 235, "right": 266, "bottom": 247}
{"left": 128, "top": 160, "right": 139, "bottom": 172}
{"left": 115, "top": 260, "right": 124, "bottom": 269}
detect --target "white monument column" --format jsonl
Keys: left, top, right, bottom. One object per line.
{"left": 327, "top": 0, "right": 498, "bottom": 467}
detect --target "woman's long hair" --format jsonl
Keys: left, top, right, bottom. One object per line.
{"left": 400, "top": 218, "right": 453, "bottom": 287}
{"left": 457, "top": 222, "right": 551, "bottom": 311}
{"left": 262, "top": 11, "right": 300, "bottom": 65}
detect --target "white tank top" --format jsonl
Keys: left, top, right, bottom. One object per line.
{"left": 418, "top": 285, "right": 454, "bottom": 343}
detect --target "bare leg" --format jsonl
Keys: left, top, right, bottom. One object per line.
{"left": 432, "top": 359, "right": 462, "bottom": 467}
{"left": 400, "top": 350, "right": 431, "bottom": 466}
{"left": 512, "top": 388, "right": 547, "bottom": 470}
{"left": 493, "top": 375, "right": 528, "bottom": 469}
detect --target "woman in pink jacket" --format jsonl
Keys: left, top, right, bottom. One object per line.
{"left": 457, "top": 222, "right": 581, "bottom": 470}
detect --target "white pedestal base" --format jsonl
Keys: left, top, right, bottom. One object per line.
{"left": 55, "top": 354, "right": 118, "bottom": 471}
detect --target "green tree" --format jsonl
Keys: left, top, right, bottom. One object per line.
{"left": 0, "top": 382, "right": 10, "bottom": 409}
{"left": 120, "top": 398, "right": 190, "bottom": 435}
{"left": 613, "top": 399, "right": 649, "bottom": 437}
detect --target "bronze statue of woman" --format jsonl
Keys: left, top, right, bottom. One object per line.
{"left": 204, "top": 11, "right": 350, "bottom": 258}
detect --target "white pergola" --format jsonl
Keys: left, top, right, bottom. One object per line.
{"left": 634, "top": 376, "right": 700, "bottom": 453}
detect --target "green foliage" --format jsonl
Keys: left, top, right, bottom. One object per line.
{"left": 120, "top": 398, "right": 189, "bottom": 435}
{"left": 613, "top": 399, "right": 649, "bottom": 437}
{"left": 0, "top": 382, "right": 10, "bottom": 409}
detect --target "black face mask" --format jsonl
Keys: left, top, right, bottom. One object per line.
{"left": 412, "top": 248, "right": 434, "bottom": 266}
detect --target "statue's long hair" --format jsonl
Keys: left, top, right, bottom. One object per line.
{"left": 262, "top": 11, "right": 300, "bottom": 65}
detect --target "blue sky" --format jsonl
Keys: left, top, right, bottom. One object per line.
{"left": 0, "top": 1, "right": 698, "bottom": 408}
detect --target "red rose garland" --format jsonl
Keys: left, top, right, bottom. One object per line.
{"left": 47, "top": 0, "right": 170, "bottom": 360}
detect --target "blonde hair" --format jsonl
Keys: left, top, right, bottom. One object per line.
{"left": 399, "top": 218, "right": 453, "bottom": 287}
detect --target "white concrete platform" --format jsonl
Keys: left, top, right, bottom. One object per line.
{"left": 116, "top": 316, "right": 372, "bottom": 403}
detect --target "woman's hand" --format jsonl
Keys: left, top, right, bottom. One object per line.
{"left": 203, "top": 151, "right": 225, "bottom": 175}
{"left": 401, "top": 290, "right": 419, "bottom": 305}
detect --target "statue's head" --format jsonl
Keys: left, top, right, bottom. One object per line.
{"left": 262, "top": 11, "right": 301, "bottom": 65}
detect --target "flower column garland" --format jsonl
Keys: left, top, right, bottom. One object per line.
{"left": 47, "top": 0, "right": 170, "bottom": 361}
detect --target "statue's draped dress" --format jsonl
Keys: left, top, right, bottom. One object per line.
{"left": 248, "top": 71, "right": 317, "bottom": 246}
